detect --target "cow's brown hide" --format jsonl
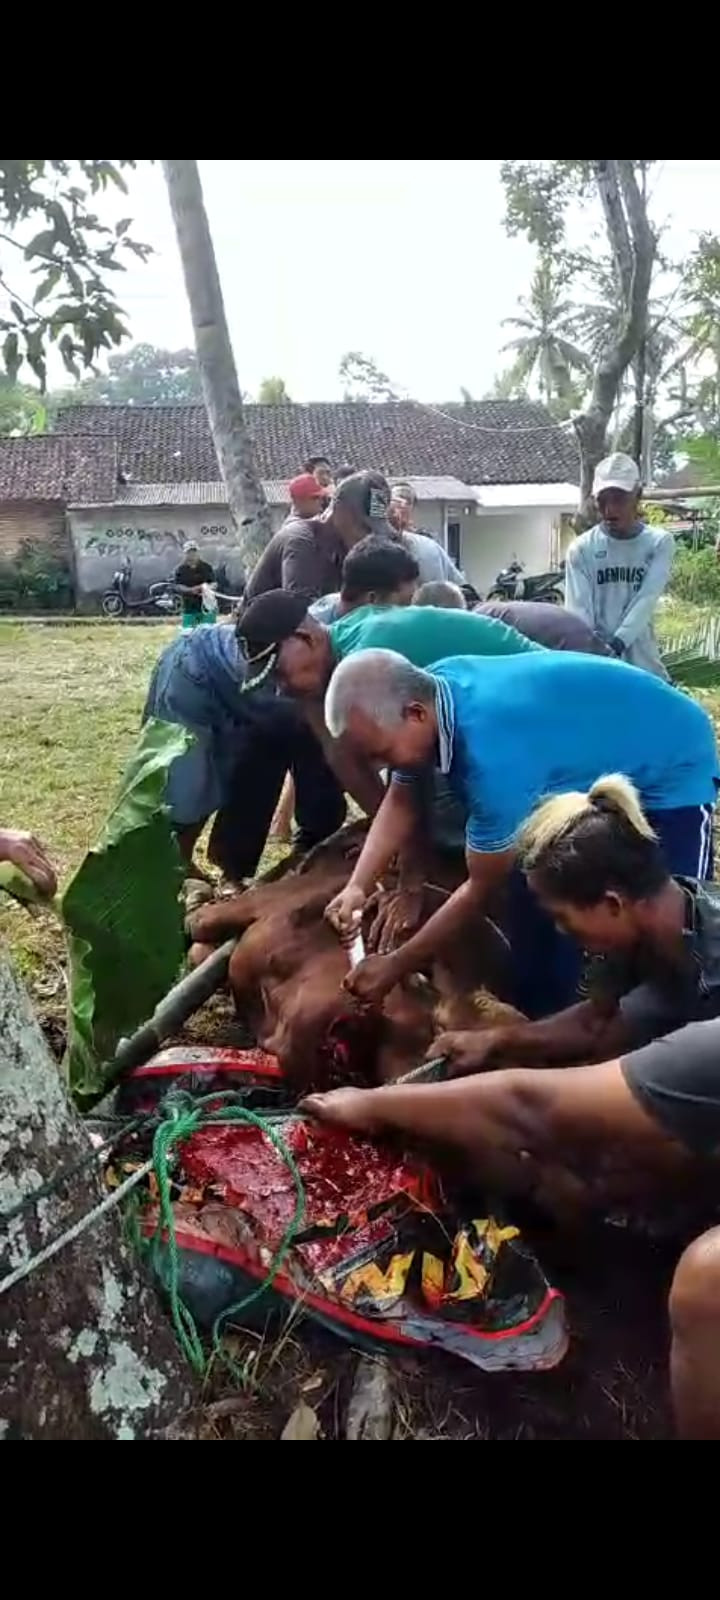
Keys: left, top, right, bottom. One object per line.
{"left": 188, "top": 827, "right": 519, "bottom": 1090}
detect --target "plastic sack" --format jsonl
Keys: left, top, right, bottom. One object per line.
{"left": 135, "top": 1045, "right": 567, "bottom": 1374}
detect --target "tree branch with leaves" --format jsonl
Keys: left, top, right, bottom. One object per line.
{"left": 0, "top": 160, "right": 151, "bottom": 387}
{"left": 501, "top": 160, "right": 656, "bottom": 514}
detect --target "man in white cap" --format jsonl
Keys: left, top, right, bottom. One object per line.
{"left": 564, "top": 452, "right": 674, "bottom": 675}
{"left": 174, "top": 540, "right": 216, "bottom": 630}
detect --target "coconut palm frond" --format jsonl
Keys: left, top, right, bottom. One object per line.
{"left": 552, "top": 336, "right": 594, "bottom": 371}
{"left": 661, "top": 617, "right": 720, "bottom": 688}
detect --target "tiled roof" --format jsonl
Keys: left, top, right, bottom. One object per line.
{"left": 258, "top": 480, "right": 292, "bottom": 507}
{"left": 111, "top": 481, "right": 227, "bottom": 507}
{"left": 94, "top": 474, "right": 514, "bottom": 511}
{"left": 0, "top": 435, "right": 117, "bottom": 502}
{"left": 398, "top": 475, "right": 479, "bottom": 502}
{"left": 53, "top": 399, "right": 579, "bottom": 487}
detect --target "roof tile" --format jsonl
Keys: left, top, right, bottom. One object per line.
{"left": 52, "top": 398, "right": 579, "bottom": 488}
{"left": 0, "top": 435, "right": 117, "bottom": 502}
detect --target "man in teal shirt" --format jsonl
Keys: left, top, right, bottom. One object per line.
{"left": 237, "top": 589, "right": 539, "bottom": 702}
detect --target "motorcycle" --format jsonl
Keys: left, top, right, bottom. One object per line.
{"left": 100, "top": 558, "right": 182, "bottom": 618}
{"left": 486, "top": 558, "right": 565, "bottom": 604}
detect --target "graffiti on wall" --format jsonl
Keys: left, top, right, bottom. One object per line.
{"left": 81, "top": 524, "right": 233, "bottom": 558}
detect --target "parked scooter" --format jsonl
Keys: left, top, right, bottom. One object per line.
{"left": 486, "top": 557, "right": 565, "bottom": 604}
{"left": 100, "top": 558, "right": 182, "bottom": 618}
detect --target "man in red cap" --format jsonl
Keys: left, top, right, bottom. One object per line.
{"left": 244, "top": 470, "right": 394, "bottom": 604}
{"left": 287, "top": 473, "right": 327, "bottom": 521}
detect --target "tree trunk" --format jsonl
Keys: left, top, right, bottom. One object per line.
{"left": 574, "top": 161, "right": 655, "bottom": 523}
{"left": 0, "top": 952, "right": 194, "bottom": 1439}
{"left": 162, "top": 159, "right": 272, "bottom": 571}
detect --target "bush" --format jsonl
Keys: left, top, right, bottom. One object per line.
{"left": 669, "top": 544, "right": 720, "bottom": 606}
{"left": 0, "top": 540, "right": 74, "bottom": 611}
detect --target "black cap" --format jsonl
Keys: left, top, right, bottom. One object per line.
{"left": 334, "top": 470, "right": 392, "bottom": 534}
{"left": 236, "top": 589, "right": 309, "bottom": 678}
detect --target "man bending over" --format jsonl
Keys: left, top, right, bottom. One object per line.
{"left": 321, "top": 648, "right": 717, "bottom": 1017}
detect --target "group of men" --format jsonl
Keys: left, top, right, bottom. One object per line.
{"left": 7, "top": 447, "right": 720, "bottom": 1436}
{"left": 145, "top": 448, "right": 720, "bottom": 1437}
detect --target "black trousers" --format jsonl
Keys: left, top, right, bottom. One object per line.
{"left": 207, "top": 698, "right": 346, "bottom": 880}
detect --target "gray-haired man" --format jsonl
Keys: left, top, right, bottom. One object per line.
{"left": 322, "top": 646, "right": 718, "bottom": 1020}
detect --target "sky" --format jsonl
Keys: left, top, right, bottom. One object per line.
{"left": 39, "top": 160, "right": 720, "bottom": 401}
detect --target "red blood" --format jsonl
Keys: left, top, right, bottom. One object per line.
{"left": 180, "top": 1120, "right": 433, "bottom": 1249}
{"left": 296, "top": 1213, "right": 398, "bottom": 1277}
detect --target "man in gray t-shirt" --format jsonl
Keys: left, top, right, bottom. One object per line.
{"left": 564, "top": 452, "right": 674, "bottom": 675}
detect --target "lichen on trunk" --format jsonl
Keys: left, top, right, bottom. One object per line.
{"left": 0, "top": 951, "right": 194, "bottom": 1440}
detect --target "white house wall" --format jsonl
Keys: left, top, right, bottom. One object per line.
{"left": 69, "top": 505, "right": 246, "bottom": 598}
{"left": 458, "top": 509, "right": 556, "bottom": 594}
{"left": 69, "top": 497, "right": 560, "bottom": 602}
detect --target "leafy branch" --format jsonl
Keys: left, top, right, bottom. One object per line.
{"left": 0, "top": 160, "right": 151, "bottom": 387}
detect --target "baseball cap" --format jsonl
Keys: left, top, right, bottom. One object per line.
{"left": 592, "top": 453, "right": 641, "bottom": 498}
{"left": 236, "top": 590, "right": 310, "bottom": 688}
{"left": 334, "top": 470, "right": 392, "bottom": 535}
{"left": 289, "top": 472, "right": 326, "bottom": 502}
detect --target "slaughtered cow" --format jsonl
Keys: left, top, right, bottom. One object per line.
{"left": 188, "top": 823, "right": 519, "bottom": 1090}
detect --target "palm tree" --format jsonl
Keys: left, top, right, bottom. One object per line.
{"left": 162, "top": 160, "right": 272, "bottom": 567}
{"left": 502, "top": 257, "right": 592, "bottom": 416}
{"left": 679, "top": 234, "right": 720, "bottom": 434}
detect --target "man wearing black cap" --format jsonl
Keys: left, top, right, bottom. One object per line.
{"left": 244, "top": 470, "right": 393, "bottom": 604}
{"left": 138, "top": 538, "right": 416, "bottom": 881}
{"left": 235, "top": 585, "right": 543, "bottom": 855}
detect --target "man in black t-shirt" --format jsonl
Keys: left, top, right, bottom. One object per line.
{"left": 174, "top": 541, "right": 215, "bottom": 629}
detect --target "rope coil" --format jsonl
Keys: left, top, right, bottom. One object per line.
{"left": 1, "top": 1090, "right": 306, "bottom": 1381}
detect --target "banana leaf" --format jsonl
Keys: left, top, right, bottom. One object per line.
{"left": 661, "top": 617, "right": 720, "bottom": 690}
{"left": 61, "top": 717, "right": 192, "bottom": 1101}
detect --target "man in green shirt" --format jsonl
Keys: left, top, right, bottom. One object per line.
{"left": 237, "top": 589, "right": 539, "bottom": 701}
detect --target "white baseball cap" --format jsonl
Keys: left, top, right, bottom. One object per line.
{"left": 592, "top": 452, "right": 640, "bottom": 498}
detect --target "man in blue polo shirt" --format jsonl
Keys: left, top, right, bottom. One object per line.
{"left": 322, "top": 648, "right": 718, "bottom": 1018}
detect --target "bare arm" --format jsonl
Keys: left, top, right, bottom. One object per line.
{"left": 0, "top": 826, "right": 57, "bottom": 896}
{"left": 325, "top": 783, "right": 419, "bottom": 938}
{"left": 302, "top": 701, "right": 384, "bottom": 818}
{"left": 348, "top": 782, "right": 418, "bottom": 893}
{"left": 432, "top": 1000, "right": 634, "bottom": 1077}
{"left": 303, "top": 1056, "right": 672, "bottom": 1166}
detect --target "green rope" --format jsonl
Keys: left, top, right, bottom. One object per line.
{"left": 149, "top": 1091, "right": 305, "bottom": 1377}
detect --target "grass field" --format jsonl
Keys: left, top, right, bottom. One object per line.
{"left": 0, "top": 620, "right": 176, "bottom": 983}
